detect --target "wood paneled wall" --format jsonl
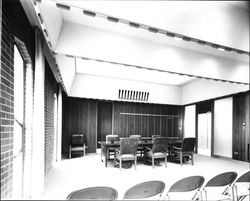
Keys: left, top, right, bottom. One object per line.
{"left": 62, "top": 96, "right": 98, "bottom": 154}
{"left": 62, "top": 97, "right": 184, "bottom": 155}
{"left": 233, "top": 91, "right": 250, "bottom": 162}
{"left": 113, "top": 102, "right": 183, "bottom": 138}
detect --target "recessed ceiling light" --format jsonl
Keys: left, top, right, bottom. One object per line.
{"left": 129, "top": 22, "right": 140, "bottom": 28}
{"left": 56, "top": 3, "right": 70, "bottom": 10}
{"left": 148, "top": 27, "right": 158, "bottom": 33}
{"left": 83, "top": 10, "right": 96, "bottom": 17}
{"left": 107, "top": 17, "right": 119, "bottom": 23}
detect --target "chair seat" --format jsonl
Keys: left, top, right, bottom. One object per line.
{"left": 116, "top": 154, "right": 136, "bottom": 160}
{"left": 71, "top": 146, "right": 87, "bottom": 151}
{"left": 148, "top": 151, "right": 166, "bottom": 158}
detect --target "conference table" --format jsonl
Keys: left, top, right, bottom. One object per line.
{"left": 99, "top": 138, "right": 182, "bottom": 167}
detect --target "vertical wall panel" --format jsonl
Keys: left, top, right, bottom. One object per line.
{"left": 62, "top": 97, "right": 98, "bottom": 155}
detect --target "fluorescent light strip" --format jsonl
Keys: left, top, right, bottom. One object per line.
{"left": 107, "top": 16, "right": 119, "bottom": 23}
{"left": 56, "top": 3, "right": 70, "bottom": 10}
{"left": 83, "top": 10, "right": 96, "bottom": 17}
{"left": 148, "top": 27, "right": 158, "bottom": 33}
{"left": 57, "top": 52, "right": 249, "bottom": 86}
{"left": 129, "top": 22, "right": 140, "bottom": 28}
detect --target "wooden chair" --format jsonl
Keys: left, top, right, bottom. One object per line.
{"left": 166, "top": 176, "right": 205, "bottom": 200}
{"left": 145, "top": 137, "right": 169, "bottom": 168}
{"left": 69, "top": 134, "right": 87, "bottom": 159}
{"left": 171, "top": 137, "right": 196, "bottom": 165}
{"left": 123, "top": 180, "right": 165, "bottom": 200}
{"left": 202, "top": 171, "right": 238, "bottom": 201}
{"left": 106, "top": 134, "right": 120, "bottom": 159}
{"left": 115, "top": 138, "right": 138, "bottom": 170}
{"left": 130, "top": 135, "right": 144, "bottom": 157}
{"left": 67, "top": 186, "right": 118, "bottom": 200}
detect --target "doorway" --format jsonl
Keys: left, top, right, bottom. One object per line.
{"left": 197, "top": 112, "right": 212, "bottom": 156}
{"left": 12, "top": 45, "right": 24, "bottom": 199}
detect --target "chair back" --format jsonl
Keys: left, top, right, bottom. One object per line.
{"left": 130, "top": 135, "right": 141, "bottom": 140}
{"left": 152, "top": 135, "right": 161, "bottom": 139}
{"left": 120, "top": 138, "right": 138, "bottom": 155}
{"left": 67, "top": 186, "right": 118, "bottom": 200}
{"left": 169, "top": 176, "right": 205, "bottom": 193}
{"left": 71, "top": 134, "right": 85, "bottom": 147}
{"left": 236, "top": 171, "right": 250, "bottom": 183}
{"left": 106, "top": 135, "right": 119, "bottom": 143}
{"left": 123, "top": 180, "right": 165, "bottom": 199}
{"left": 152, "top": 137, "right": 169, "bottom": 154}
{"left": 181, "top": 138, "right": 196, "bottom": 152}
{"left": 205, "top": 172, "right": 238, "bottom": 187}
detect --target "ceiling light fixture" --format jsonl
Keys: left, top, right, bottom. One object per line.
{"left": 129, "top": 22, "right": 140, "bottom": 28}
{"left": 197, "top": 40, "right": 206, "bottom": 45}
{"left": 83, "top": 10, "right": 96, "bottom": 17}
{"left": 37, "top": 13, "right": 43, "bottom": 24}
{"left": 56, "top": 3, "right": 70, "bottom": 10}
{"left": 182, "top": 37, "right": 191, "bottom": 41}
{"left": 166, "top": 32, "right": 175, "bottom": 37}
{"left": 107, "top": 16, "right": 119, "bottom": 23}
{"left": 148, "top": 27, "right": 158, "bottom": 33}
{"left": 43, "top": 29, "right": 48, "bottom": 37}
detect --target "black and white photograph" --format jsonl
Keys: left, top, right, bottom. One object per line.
{"left": 0, "top": 0, "right": 249, "bottom": 200}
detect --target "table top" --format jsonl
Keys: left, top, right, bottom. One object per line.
{"left": 98, "top": 139, "right": 182, "bottom": 146}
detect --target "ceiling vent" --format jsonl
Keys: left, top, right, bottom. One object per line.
{"left": 118, "top": 89, "right": 149, "bottom": 102}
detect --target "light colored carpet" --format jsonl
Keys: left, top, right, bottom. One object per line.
{"left": 40, "top": 153, "right": 249, "bottom": 200}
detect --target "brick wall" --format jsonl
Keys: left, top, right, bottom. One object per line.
{"left": 44, "top": 59, "right": 57, "bottom": 175}
{"left": 0, "top": 0, "right": 35, "bottom": 199}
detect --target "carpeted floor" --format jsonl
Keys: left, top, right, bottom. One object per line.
{"left": 40, "top": 153, "right": 249, "bottom": 200}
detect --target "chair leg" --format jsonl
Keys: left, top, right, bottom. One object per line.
{"left": 83, "top": 145, "right": 86, "bottom": 157}
{"left": 135, "top": 156, "right": 137, "bottom": 170}
{"left": 120, "top": 159, "right": 122, "bottom": 170}
{"left": 191, "top": 153, "right": 193, "bottom": 165}
{"left": 180, "top": 152, "right": 183, "bottom": 166}
{"left": 165, "top": 155, "right": 167, "bottom": 167}
{"left": 152, "top": 155, "right": 154, "bottom": 168}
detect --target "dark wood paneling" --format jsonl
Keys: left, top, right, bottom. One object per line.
{"left": 233, "top": 91, "right": 250, "bottom": 162}
{"left": 113, "top": 102, "right": 183, "bottom": 138}
{"left": 62, "top": 96, "right": 98, "bottom": 155}
{"left": 97, "top": 102, "right": 112, "bottom": 148}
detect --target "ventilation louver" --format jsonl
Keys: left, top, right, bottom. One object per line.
{"left": 118, "top": 89, "right": 149, "bottom": 102}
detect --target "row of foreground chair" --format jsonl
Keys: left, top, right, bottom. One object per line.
{"left": 67, "top": 171, "right": 249, "bottom": 200}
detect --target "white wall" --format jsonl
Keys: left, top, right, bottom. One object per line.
{"left": 214, "top": 97, "right": 233, "bottom": 158}
{"left": 70, "top": 74, "right": 182, "bottom": 105}
{"left": 55, "top": 55, "right": 76, "bottom": 92}
{"left": 182, "top": 79, "right": 249, "bottom": 105}
{"left": 184, "top": 105, "right": 196, "bottom": 138}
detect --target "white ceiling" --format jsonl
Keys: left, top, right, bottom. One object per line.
{"left": 21, "top": 0, "right": 249, "bottom": 104}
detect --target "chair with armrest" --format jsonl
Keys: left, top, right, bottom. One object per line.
{"left": 171, "top": 137, "right": 196, "bottom": 165}
{"left": 232, "top": 171, "right": 250, "bottom": 201}
{"left": 152, "top": 135, "right": 161, "bottom": 139}
{"left": 130, "top": 135, "right": 144, "bottom": 157}
{"left": 69, "top": 134, "right": 87, "bottom": 159}
{"left": 202, "top": 171, "right": 238, "bottom": 201}
{"left": 166, "top": 176, "right": 205, "bottom": 200}
{"left": 145, "top": 137, "right": 169, "bottom": 168}
{"left": 115, "top": 137, "right": 138, "bottom": 170}
{"left": 123, "top": 180, "right": 165, "bottom": 200}
{"left": 106, "top": 134, "right": 120, "bottom": 159}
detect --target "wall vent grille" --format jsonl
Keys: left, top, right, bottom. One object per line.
{"left": 118, "top": 89, "right": 149, "bottom": 102}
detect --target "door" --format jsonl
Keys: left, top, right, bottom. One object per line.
{"left": 13, "top": 46, "right": 24, "bottom": 199}
{"left": 198, "top": 112, "right": 211, "bottom": 156}
{"left": 97, "top": 102, "right": 113, "bottom": 148}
